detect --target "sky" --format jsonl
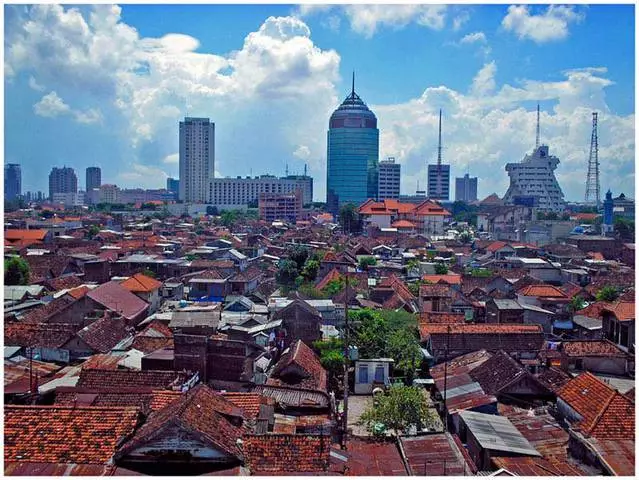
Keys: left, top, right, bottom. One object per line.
{"left": 4, "top": 3, "right": 635, "bottom": 202}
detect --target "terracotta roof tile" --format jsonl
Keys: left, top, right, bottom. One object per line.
{"left": 518, "top": 284, "right": 569, "bottom": 298}
{"left": 86, "top": 281, "right": 148, "bottom": 320}
{"left": 4, "top": 322, "right": 76, "bottom": 349}
{"left": 267, "top": 340, "right": 327, "bottom": 392}
{"left": 562, "top": 340, "right": 629, "bottom": 358}
{"left": 602, "top": 300, "right": 635, "bottom": 321}
{"left": 77, "top": 368, "right": 188, "bottom": 390}
{"left": 4, "top": 405, "right": 139, "bottom": 464}
{"left": 76, "top": 314, "right": 132, "bottom": 353}
{"left": 422, "top": 274, "right": 462, "bottom": 285}
{"left": 120, "top": 273, "right": 162, "bottom": 293}
{"left": 419, "top": 312, "right": 465, "bottom": 324}
{"left": 222, "top": 392, "right": 272, "bottom": 419}
{"left": 244, "top": 434, "right": 331, "bottom": 474}
{"left": 5, "top": 229, "right": 49, "bottom": 241}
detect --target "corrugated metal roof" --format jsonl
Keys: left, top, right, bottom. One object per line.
{"left": 459, "top": 410, "right": 541, "bottom": 457}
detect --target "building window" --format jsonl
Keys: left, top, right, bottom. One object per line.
{"left": 358, "top": 365, "right": 369, "bottom": 384}
{"left": 374, "top": 365, "right": 385, "bottom": 383}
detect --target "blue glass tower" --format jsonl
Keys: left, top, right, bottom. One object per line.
{"left": 603, "top": 190, "right": 614, "bottom": 228}
{"left": 326, "top": 74, "right": 379, "bottom": 215}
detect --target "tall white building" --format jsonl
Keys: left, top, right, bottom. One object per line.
{"left": 179, "top": 117, "right": 215, "bottom": 203}
{"left": 378, "top": 157, "right": 400, "bottom": 200}
{"left": 208, "top": 175, "right": 313, "bottom": 208}
{"left": 503, "top": 145, "right": 566, "bottom": 212}
{"left": 455, "top": 173, "right": 478, "bottom": 202}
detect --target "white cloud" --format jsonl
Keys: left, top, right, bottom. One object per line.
{"left": 28, "top": 75, "right": 45, "bottom": 91}
{"left": 470, "top": 61, "right": 497, "bottom": 96}
{"left": 460, "top": 31, "right": 486, "bottom": 45}
{"left": 118, "top": 163, "right": 170, "bottom": 189}
{"left": 33, "top": 91, "right": 70, "bottom": 117}
{"left": 299, "top": 5, "right": 448, "bottom": 38}
{"left": 502, "top": 5, "right": 585, "bottom": 43}
{"left": 293, "top": 145, "right": 311, "bottom": 160}
{"left": 452, "top": 11, "right": 470, "bottom": 31}
{"left": 74, "top": 108, "right": 102, "bottom": 124}
{"left": 162, "top": 153, "right": 179, "bottom": 164}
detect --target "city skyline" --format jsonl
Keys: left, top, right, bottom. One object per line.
{"left": 5, "top": 4, "right": 635, "bottom": 201}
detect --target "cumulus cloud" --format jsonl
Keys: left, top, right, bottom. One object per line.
{"left": 299, "top": 4, "right": 448, "bottom": 38}
{"left": 502, "top": 5, "right": 585, "bottom": 43}
{"left": 457, "top": 31, "right": 491, "bottom": 57}
{"left": 162, "top": 153, "right": 179, "bottom": 164}
{"left": 28, "top": 76, "right": 45, "bottom": 92}
{"left": 33, "top": 91, "right": 71, "bottom": 117}
{"left": 470, "top": 62, "right": 497, "bottom": 96}
{"left": 452, "top": 11, "right": 470, "bottom": 31}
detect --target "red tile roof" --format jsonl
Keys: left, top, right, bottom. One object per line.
{"left": 315, "top": 267, "right": 341, "bottom": 290}
{"left": 419, "top": 311, "right": 465, "bottom": 324}
{"left": 485, "top": 241, "right": 509, "bottom": 252}
{"left": 5, "top": 229, "right": 49, "bottom": 242}
{"left": 86, "top": 281, "right": 148, "bottom": 320}
{"left": 75, "top": 314, "right": 132, "bottom": 353}
{"left": 4, "top": 405, "right": 139, "bottom": 464}
{"left": 77, "top": 368, "right": 188, "bottom": 390}
{"left": 575, "top": 301, "right": 611, "bottom": 319}
{"left": 562, "top": 340, "right": 629, "bottom": 358}
{"left": 602, "top": 300, "right": 635, "bottom": 321}
{"left": 222, "top": 392, "right": 271, "bottom": 419}
{"left": 518, "top": 284, "right": 569, "bottom": 299}
{"left": 420, "top": 323, "right": 542, "bottom": 337}
{"left": 267, "top": 340, "right": 327, "bottom": 392}
{"left": 120, "top": 273, "right": 162, "bottom": 293}
{"left": 391, "top": 220, "right": 416, "bottom": 228}
{"left": 4, "top": 322, "right": 76, "bottom": 349}
{"left": 422, "top": 274, "right": 462, "bottom": 285}
{"left": 401, "top": 434, "right": 476, "bottom": 476}
{"left": 243, "top": 434, "right": 331, "bottom": 474}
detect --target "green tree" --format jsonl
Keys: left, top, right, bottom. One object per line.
{"left": 141, "top": 268, "right": 156, "bottom": 279}
{"left": 87, "top": 225, "right": 100, "bottom": 239}
{"left": 339, "top": 203, "right": 359, "bottom": 234}
{"left": 458, "top": 231, "right": 472, "bottom": 244}
{"left": 5, "top": 257, "right": 30, "bottom": 285}
{"left": 358, "top": 385, "right": 435, "bottom": 437}
{"left": 569, "top": 295, "right": 586, "bottom": 312}
{"left": 301, "top": 259, "right": 320, "bottom": 282}
{"left": 614, "top": 217, "right": 635, "bottom": 241}
{"left": 596, "top": 286, "right": 619, "bottom": 302}
{"left": 276, "top": 259, "right": 299, "bottom": 287}
{"left": 350, "top": 309, "right": 392, "bottom": 358}
{"left": 288, "top": 245, "right": 310, "bottom": 270}
{"left": 387, "top": 327, "right": 423, "bottom": 383}
{"left": 220, "top": 210, "right": 238, "bottom": 228}
{"left": 313, "top": 338, "right": 345, "bottom": 392}
{"left": 434, "top": 263, "right": 448, "bottom": 275}
{"left": 358, "top": 256, "right": 377, "bottom": 271}
{"left": 322, "top": 275, "right": 358, "bottom": 297}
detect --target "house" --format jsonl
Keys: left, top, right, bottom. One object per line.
{"left": 601, "top": 300, "right": 635, "bottom": 353}
{"left": 420, "top": 324, "right": 545, "bottom": 362}
{"left": 358, "top": 199, "right": 451, "bottom": 236}
{"left": 354, "top": 358, "right": 394, "bottom": 394}
{"left": 516, "top": 285, "right": 570, "bottom": 320}
{"left": 62, "top": 312, "right": 133, "bottom": 359}
{"left": 419, "top": 283, "right": 452, "bottom": 312}
{"left": 559, "top": 339, "right": 634, "bottom": 376}
{"left": 5, "top": 229, "right": 54, "bottom": 247}
{"left": 228, "top": 266, "right": 263, "bottom": 295}
{"left": 86, "top": 281, "right": 149, "bottom": 326}
{"left": 458, "top": 410, "right": 540, "bottom": 471}
{"left": 120, "top": 273, "right": 162, "bottom": 314}
{"left": 571, "top": 315, "right": 603, "bottom": 340}
{"left": 267, "top": 340, "right": 327, "bottom": 393}
{"left": 4, "top": 405, "right": 140, "bottom": 472}
{"left": 271, "top": 298, "right": 322, "bottom": 348}
{"left": 399, "top": 433, "right": 477, "bottom": 476}
{"left": 243, "top": 433, "right": 331, "bottom": 474}
{"left": 485, "top": 299, "right": 524, "bottom": 324}
{"left": 187, "top": 269, "right": 230, "bottom": 301}
{"left": 114, "top": 384, "right": 246, "bottom": 475}
{"left": 369, "top": 275, "right": 418, "bottom": 313}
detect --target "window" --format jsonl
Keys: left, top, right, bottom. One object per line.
{"left": 374, "top": 365, "right": 385, "bottom": 383}
{"left": 358, "top": 365, "right": 369, "bottom": 384}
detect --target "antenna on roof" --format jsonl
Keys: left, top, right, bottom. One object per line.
{"left": 304, "top": 164, "right": 307, "bottom": 177}
{"left": 285, "top": 163, "right": 289, "bottom": 177}
{"left": 535, "top": 103, "right": 540, "bottom": 149}
{"left": 352, "top": 71, "right": 355, "bottom": 96}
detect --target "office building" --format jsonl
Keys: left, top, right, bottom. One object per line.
{"left": 49, "top": 167, "right": 77, "bottom": 200}
{"left": 52, "top": 192, "right": 85, "bottom": 207}
{"left": 179, "top": 117, "right": 215, "bottom": 203}
{"left": 209, "top": 175, "right": 313, "bottom": 208}
{"left": 455, "top": 173, "right": 478, "bottom": 202}
{"left": 86, "top": 167, "right": 101, "bottom": 192}
{"left": 259, "top": 190, "right": 303, "bottom": 223}
{"left": 427, "top": 110, "right": 450, "bottom": 201}
{"left": 503, "top": 145, "right": 566, "bottom": 212}
{"left": 167, "top": 177, "right": 179, "bottom": 193}
{"left": 378, "top": 157, "right": 400, "bottom": 200}
{"left": 326, "top": 74, "right": 379, "bottom": 215}
{"left": 4, "top": 163, "right": 21, "bottom": 201}
{"left": 427, "top": 164, "right": 450, "bottom": 201}
{"left": 612, "top": 192, "right": 634, "bottom": 220}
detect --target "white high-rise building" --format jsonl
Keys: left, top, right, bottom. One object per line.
{"left": 179, "top": 117, "right": 215, "bottom": 203}
{"left": 503, "top": 145, "right": 566, "bottom": 212}
{"left": 378, "top": 157, "right": 400, "bottom": 200}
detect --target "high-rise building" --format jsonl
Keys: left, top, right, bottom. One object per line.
{"left": 49, "top": 167, "right": 77, "bottom": 200}
{"left": 4, "top": 163, "right": 21, "bottom": 201}
{"left": 427, "top": 109, "right": 450, "bottom": 201}
{"left": 179, "top": 117, "right": 215, "bottom": 203}
{"left": 167, "top": 177, "right": 179, "bottom": 193}
{"left": 326, "top": 74, "right": 379, "bottom": 215}
{"left": 427, "top": 164, "right": 450, "bottom": 201}
{"left": 86, "top": 167, "right": 101, "bottom": 192}
{"left": 602, "top": 190, "right": 614, "bottom": 235}
{"left": 209, "top": 175, "right": 313, "bottom": 208}
{"left": 455, "top": 173, "right": 478, "bottom": 202}
{"left": 378, "top": 157, "right": 400, "bottom": 200}
{"left": 259, "top": 189, "right": 303, "bottom": 223}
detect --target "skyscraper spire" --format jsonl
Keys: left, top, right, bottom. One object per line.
{"left": 437, "top": 109, "right": 443, "bottom": 167}
{"left": 352, "top": 71, "right": 355, "bottom": 96}
{"left": 535, "top": 103, "right": 540, "bottom": 149}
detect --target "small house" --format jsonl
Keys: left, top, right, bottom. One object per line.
{"left": 354, "top": 358, "right": 394, "bottom": 394}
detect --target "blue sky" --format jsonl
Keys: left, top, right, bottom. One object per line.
{"left": 4, "top": 4, "right": 635, "bottom": 201}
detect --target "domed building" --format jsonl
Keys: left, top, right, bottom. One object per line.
{"left": 326, "top": 74, "right": 379, "bottom": 215}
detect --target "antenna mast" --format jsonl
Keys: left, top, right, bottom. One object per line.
{"left": 535, "top": 103, "right": 540, "bottom": 149}
{"left": 585, "top": 112, "right": 601, "bottom": 209}
{"left": 437, "top": 109, "right": 443, "bottom": 197}
{"left": 351, "top": 71, "right": 355, "bottom": 96}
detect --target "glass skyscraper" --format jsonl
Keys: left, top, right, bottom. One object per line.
{"left": 326, "top": 76, "right": 379, "bottom": 215}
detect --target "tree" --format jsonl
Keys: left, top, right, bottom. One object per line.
{"left": 206, "top": 206, "right": 219, "bottom": 216}
{"left": 434, "top": 263, "right": 448, "bottom": 275}
{"left": 141, "top": 268, "right": 156, "bottom": 279}
{"left": 301, "top": 259, "right": 320, "bottom": 282}
{"left": 458, "top": 231, "right": 472, "bottom": 244}
{"left": 276, "top": 259, "right": 299, "bottom": 287}
{"left": 614, "top": 217, "right": 635, "bottom": 241}
{"left": 339, "top": 203, "right": 359, "bottom": 234}
{"left": 87, "top": 225, "right": 100, "bottom": 239}
{"left": 5, "top": 257, "right": 30, "bottom": 285}
{"left": 358, "top": 256, "right": 377, "bottom": 271}
{"left": 358, "top": 385, "right": 436, "bottom": 437}
{"left": 220, "top": 210, "right": 238, "bottom": 228}
{"left": 596, "top": 286, "right": 619, "bottom": 302}
{"left": 350, "top": 309, "right": 392, "bottom": 359}
{"left": 313, "top": 338, "right": 344, "bottom": 392}
{"left": 387, "top": 327, "right": 423, "bottom": 383}
{"left": 288, "top": 245, "right": 309, "bottom": 270}
{"left": 569, "top": 295, "right": 586, "bottom": 312}
{"left": 322, "top": 275, "right": 358, "bottom": 297}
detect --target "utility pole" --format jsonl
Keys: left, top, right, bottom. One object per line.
{"left": 341, "top": 268, "right": 350, "bottom": 449}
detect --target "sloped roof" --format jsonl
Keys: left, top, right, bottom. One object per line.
{"left": 268, "top": 340, "right": 327, "bottom": 392}
{"left": 243, "top": 433, "right": 330, "bottom": 474}
{"left": 116, "top": 384, "right": 245, "bottom": 461}
{"left": 86, "top": 281, "right": 148, "bottom": 320}
{"left": 5, "top": 229, "right": 49, "bottom": 241}
{"left": 75, "top": 315, "right": 132, "bottom": 353}
{"left": 518, "top": 284, "right": 568, "bottom": 299}
{"left": 422, "top": 274, "right": 462, "bottom": 285}
{"left": 4, "top": 405, "right": 139, "bottom": 464}
{"left": 77, "top": 368, "right": 187, "bottom": 390}
{"left": 120, "top": 273, "right": 162, "bottom": 293}
{"left": 602, "top": 300, "right": 635, "bottom": 321}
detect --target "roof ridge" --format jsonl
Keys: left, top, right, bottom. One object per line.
{"left": 583, "top": 389, "right": 618, "bottom": 436}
